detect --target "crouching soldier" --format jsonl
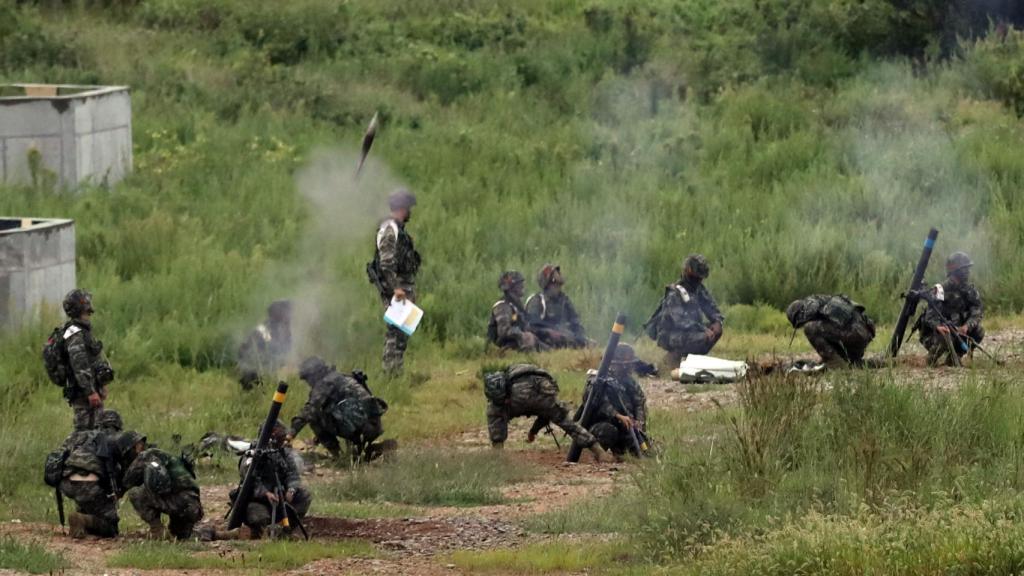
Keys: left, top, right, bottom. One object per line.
{"left": 786, "top": 294, "right": 875, "bottom": 368}
{"left": 585, "top": 345, "right": 649, "bottom": 458}
{"left": 489, "top": 271, "right": 545, "bottom": 352}
{"left": 57, "top": 429, "right": 144, "bottom": 538}
{"left": 232, "top": 421, "right": 311, "bottom": 539}
{"left": 917, "top": 251, "right": 985, "bottom": 366}
{"left": 483, "top": 364, "right": 610, "bottom": 462}
{"left": 237, "top": 300, "right": 293, "bottom": 390}
{"left": 526, "top": 264, "right": 589, "bottom": 349}
{"left": 124, "top": 447, "right": 203, "bottom": 540}
{"left": 290, "top": 356, "right": 390, "bottom": 462}
{"left": 645, "top": 254, "right": 724, "bottom": 367}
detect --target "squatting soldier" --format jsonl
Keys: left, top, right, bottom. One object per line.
{"left": 289, "top": 356, "right": 388, "bottom": 462}
{"left": 525, "top": 264, "right": 588, "bottom": 349}
{"left": 232, "top": 421, "right": 311, "bottom": 539}
{"left": 368, "top": 189, "right": 421, "bottom": 375}
{"left": 483, "top": 364, "right": 610, "bottom": 462}
{"left": 124, "top": 447, "right": 203, "bottom": 540}
{"left": 59, "top": 289, "right": 116, "bottom": 432}
{"left": 917, "top": 251, "right": 985, "bottom": 366}
{"left": 59, "top": 429, "right": 144, "bottom": 538}
{"left": 237, "top": 300, "right": 293, "bottom": 390}
{"left": 646, "top": 254, "right": 724, "bottom": 366}
{"left": 585, "top": 345, "right": 649, "bottom": 457}
{"left": 489, "top": 271, "right": 544, "bottom": 352}
{"left": 785, "top": 294, "right": 876, "bottom": 367}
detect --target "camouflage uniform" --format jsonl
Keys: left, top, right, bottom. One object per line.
{"left": 485, "top": 364, "right": 596, "bottom": 448}
{"left": 525, "top": 292, "right": 586, "bottom": 349}
{"left": 234, "top": 446, "right": 311, "bottom": 538}
{"left": 786, "top": 294, "right": 876, "bottom": 367}
{"left": 918, "top": 281, "right": 984, "bottom": 365}
{"left": 59, "top": 430, "right": 140, "bottom": 538}
{"left": 63, "top": 320, "right": 113, "bottom": 432}
{"left": 374, "top": 216, "right": 421, "bottom": 374}
{"left": 649, "top": 275, "right": 724, "bottom": 366}
{"left": 489, "top": 271, "right": 543, "bottom": 352}
{"left": 237, "top": 300, "right": 292, "bottom": 390}
{"left": 292, "top": 358, "right": 384, "bottom": 459}
{"left": 125, "top": 448, "right": 203, "bottom": 540}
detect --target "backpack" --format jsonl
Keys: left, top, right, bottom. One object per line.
{"left": 143, "top": 459, "right": 174, "bottom": 495}
{"left": 330, "top": 398, "right": 368, "bottom": 440}
{"left": 42, "top": 325, "right": 70, "bottom": 388}
{"left": 44, "top": 449, "right": 68, "bottom": 487}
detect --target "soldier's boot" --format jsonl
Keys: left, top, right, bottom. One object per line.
{"left": 68, "top": 512, "right": 89, "bottom": 539}
{"left": 364, "top": 439, "right": 398, "bottom": 462}
{"left": 588, "top": 444, "right": 613, "bottom": 464}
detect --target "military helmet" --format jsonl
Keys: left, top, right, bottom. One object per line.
{"left": 946, "top": 251, "right": 973, "bottom": 275}
{"left": 683, "top": 254, "right": 710, "bottom": 279}
{"left": 62, "top": 289, "right": 94, "bottom": 318}
{"left": 267, "top": 300, "right": 292, "bottom": 322}
{"left": 537, "top": 264, "right": 563, "bottom": 289}
{"left": 114, "top": 430, "right": 147, "bottom": 456}
{"left": 298, "top": 356, "right": 329, "bottom": 382}
{"left": 610, "top": 343, "right": 637, "bottom": 365}
{"left": 499, "top": 270, "right": 525, "bottom": 292}
{"left": 388, "top": 188, "right": 417, "bottom": 211}
{"left": 98, "top": 410, "right": 123, "bottom": 432}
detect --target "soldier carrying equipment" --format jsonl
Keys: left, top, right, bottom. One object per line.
{"left": 786, "top": 294, "right": 876, "bottom": 368}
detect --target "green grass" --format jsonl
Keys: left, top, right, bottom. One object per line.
{"left": 450, "top": 540, "right": 635, "bottom": 574}
{"left": 107, "top": 539, "right": 376, "bottom": 571}
{"left": 0, "top": 537, "right": 68, "bottom": 574}
{"left": 324, "top": 447, "right": 537, "bottom": 507}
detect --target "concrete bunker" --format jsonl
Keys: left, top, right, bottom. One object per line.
{"left": 0, "top": 84, "right": 132, "bottom": 189}
{"left": 0, "top": 218, "right": 76, "bottom": 330}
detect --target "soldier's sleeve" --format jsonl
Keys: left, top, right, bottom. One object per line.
{"left": 494, "top": 302, "right": 525, "bottom": 342}
{"left": 377, "top": 224, "right": 400, "bottom": 291}
{"left": 966, "top": 286, "right": 984, "bottom": 330}
{"left": 290, "top": 400, "right": 313, "bottom": 437}
{"left": 699, "top": 287, "right": 724, "bottom": 326}
{"left": 922, "top": 285, "right": 945, "bottom": 330}
{"left": 65, "top": 331, "right": 96, "bottom": 395}
{"left": 282, "top": 452, "right": 303, "bottom": 489}
{"left": 656, "top": 291, "right": 681, "bottom": 334}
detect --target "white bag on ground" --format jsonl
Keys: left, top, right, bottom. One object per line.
{"left": 672, "top": 355, "right": 747, "bottom": 383}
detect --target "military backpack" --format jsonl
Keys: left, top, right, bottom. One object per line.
{"left": 42, "top": 325, "right": 70, "bottom": 389}
{"left": 143, "top": 458, "right": 174, "bottom": 495}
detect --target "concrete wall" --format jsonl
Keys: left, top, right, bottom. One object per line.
{"left": 0, "top": 85, "right": 132, "bottom": 189}
{"left": 0, "top": 218, "right": 75, "bottom": 330}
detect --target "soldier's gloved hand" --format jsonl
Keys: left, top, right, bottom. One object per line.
{"left": 88, "top": 391, "right": 102, "bottom": 408}
{"left": 615, "top": 414, "right": 634, "bottom": 429}
{"left": 937, "top": 325, "right": 951, "bottom": 336}
{"left": 266, "top": 491, "right": 279, "bottom": 504}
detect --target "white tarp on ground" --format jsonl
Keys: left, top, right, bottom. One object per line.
{"left": 673, "top": 354, "right": 748, "bottom": 383}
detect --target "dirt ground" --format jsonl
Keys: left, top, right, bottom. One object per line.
{"left": 4, "top": 330, "right": 1020, "bottom": 575}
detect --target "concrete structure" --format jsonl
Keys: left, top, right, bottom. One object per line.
{"left": 0, "top": 84, "right": 132, "bottom": 189}
{"left": 0, "top": 218, "right": 75, "bottom": 330}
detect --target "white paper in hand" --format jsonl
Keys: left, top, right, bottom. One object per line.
{"left": 384, "top": 297, "right": 424, "bottom": 336}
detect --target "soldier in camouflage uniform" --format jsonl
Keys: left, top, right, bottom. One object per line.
{"left": 483, "top": 364, "right": 610, "bottom": 462}
{"left": 786, "top": 294, "right": 876, "bottom": 368}
{"left": 60, "top": 289, "right": 116, "bottom": 432}
{"left": 232, "top": 421, "right": 311, "bottom": 539}
{"left": 237, "top": 300, "right": 293, "bottom": 390}
{"left": 125, "top": 446, "right": 203, "bottom": 540}
{"left": 370, "top": 189, "right": 421, "bottom": 375}
{"left": 289, "top": 356, "right": 387, "bottom": 462}
{"left": 918, "top": 251, "right": 985, "bottom": 366}
{"left": 489, "top": 271, "right": 544, "bottom": 352}
{"left": 60, "top": 429, "right": 144, "bottom": 538}
{"left": 525, "top": 264, "right": 588, "bottom": 349}
{"left": 646, "top": 255, "right": 724, "bottom": 367}
{"left": 585, "top": 345, "right": 649, "bottom": 456}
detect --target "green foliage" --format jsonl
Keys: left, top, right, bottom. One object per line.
{"left": 450, "top": 540, "right": 635, "bottom": 574}
{"left": 962, "top": 28, "right": 1024, "bottom": 117}
{"left": 0, "top": 537, "right": 68, "bottom": 574}
{"left": 0, "top": 2, "right": 77, "bottom": 71}
{"left": 107, "top": 540, "right": 375, "bottom": 570}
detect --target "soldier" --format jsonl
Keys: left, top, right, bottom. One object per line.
{"left": 785, "top": 294, "right": 876, "bottom": 368}
{"left": 237, "top": 300, "right": 293, "bottom": 390}
{"left": 483, "top": 364, "right": 610, "bottom": 462}
{"left": 918, "top": 251, "right": 985, "bottom": 366}
{"left": 57, "top": 289, "right": 116, "bottom": 432}
{"left": 525, "top": 264, "right": 588, "bottom": 349}
{"left": 645, "top": 254, "right": 724, "bottom": 367}
{"left": 289, "top": 356, "right": 388, "bottom": 462}
{"left": 585, "top": 345, "right": 649, "bottom": 457}
{"left": 60, "top": 429, "right": 144, "bottom": 538}
{"left": 124, "top": 447, "right": 203, "bottom": 540}
{"left": 232, "top": 420, "right": 311, "bottom": 539}
{"left": 369, "top": 189, "right": 421, "bottom": 375}
{"left": 489, "top": 271, "right": 544, "bottom": 352}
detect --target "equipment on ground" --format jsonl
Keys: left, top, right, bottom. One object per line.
{"left": 671, "top": 355, "right": 748, "bottom": 383}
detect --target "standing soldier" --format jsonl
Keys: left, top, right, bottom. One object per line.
{"left": 525, "top": 264, "right": 588, "bottom": 349}
{"left": 918, "top": 251, "right": 985, "bottom": 366}
{"left": 57, "top": 289, "right": 115, "bottom": 431}
{"left": 584, "top": 344, "right": 649, "bottom": 458}
{"left": 483, "top": 364, "right": 610, "bottom": 462}
{"left": 368, "top": 189, "right": 421, "bottom": 375}
{"left": 289, "top": 356, "right": 388, "bottom": 462}
{"left": 489, "top": 271, "right": 544, "bottom": 352}
{"left": 785, "top": 294, "right": 876, "bottom": 368}
{"left": 237, "top": 300, "right": 293, "bottom": 390}
{"left": 645, "top": 254, "right": 724, "bottom": 367}
{"left": 231, "top": 421, "right": 311, "bottom": 539}
{"left": 124, "top": 447, "right": 203, "bottom": 540}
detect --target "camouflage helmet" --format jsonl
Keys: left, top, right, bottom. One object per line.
{"left": 610, "top": 343, "right": 637, "bottom": 365}
{"left": 785, "top": 300, "right": 805, "bottom": 328}
{"left": 114, "top": 430, "right": 147, "bottom": 457}
{"left": 298, "top": 356, "right": 330, "bottom": 382}
{"left": 498, "top": 270, "right": 525, "bottom": 292}
{"left": 683, "top": 254, "right": 710, "bottom": 279}
{"left": 388, "top": 188, "right": 417, "bottom": 211}
{"left": 537, "top": 264, "right": 563, "bottom": 289}
{"left": 946, "top": 252, "right": 973, "bottom": 275}
{"left": 98, "top": 410, "right": 123, "bottom": 432}
{"left": 62, "top": 289, "right": 94, "bottom": 318}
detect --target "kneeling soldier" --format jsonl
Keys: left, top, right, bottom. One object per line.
{"left": 232, "top": 421, "right": 311, "bottom": 539}
{"left": 786, "top": 294, "right": 876, "bottom": 368}
{"left": 125, "top": 447, "right": 203, "bottom": 540}
{"left": 585, "top": 344, "right": 649, "bottom": 457}
{"left": 917, "top": 251, "right": 985, "bottom": 366}
{"left": 59, "top": 430, "right": 144, "bottom": 538}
